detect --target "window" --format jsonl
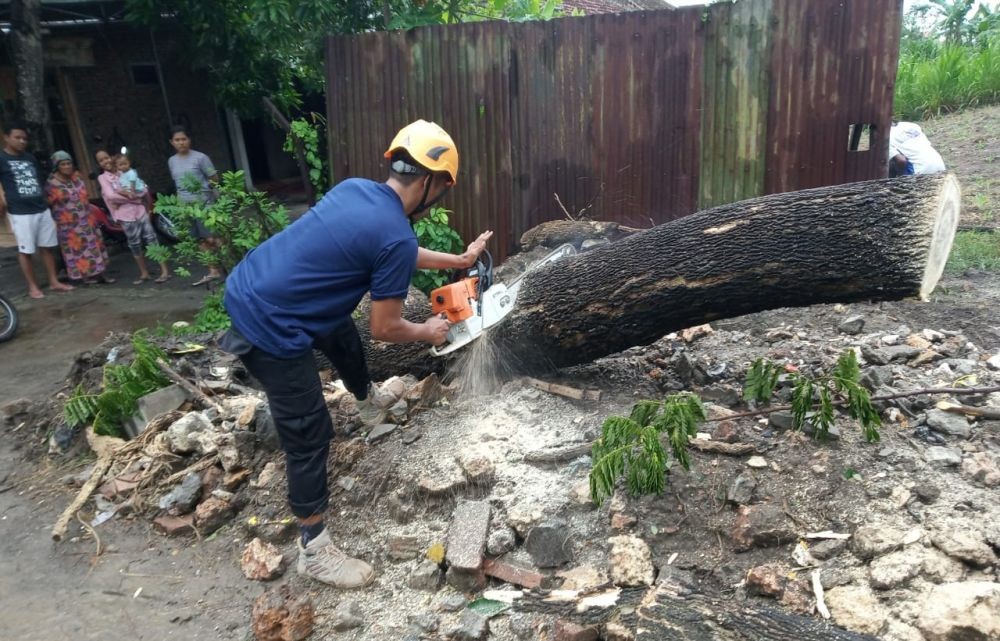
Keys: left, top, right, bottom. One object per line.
{"left": 131, "top": 64, "right": 159, "bottom": 86}
{"left": 848, "top": 123, "right": 875, "bottom": 152}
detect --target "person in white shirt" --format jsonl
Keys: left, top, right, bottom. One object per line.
{"left": 888, "top": 121, "right": 946, "bottom": 177}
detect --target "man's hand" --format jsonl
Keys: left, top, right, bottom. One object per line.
{"left": 424, "top": 315, "right": 451, "bottom": 346}
{"left": 460, "top": 230, "right": 494, "bottom": 268}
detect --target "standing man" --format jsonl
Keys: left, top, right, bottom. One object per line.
{"left": 0, "top": 122, "right": 73, "bottom": 298}
{"left": 221, "top": 120, "right": 491, "bottom": 589}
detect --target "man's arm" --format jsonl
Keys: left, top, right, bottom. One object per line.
{"left": 0, "top": 182, "right": 7, "bottom": 216}
{"left": 416, "top": 230, "right": 493, "bottom": 270}
{"left": 369, "top": 298, "right": 449, "bottom": 345}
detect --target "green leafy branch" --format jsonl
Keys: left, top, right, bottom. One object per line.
{"left": 590, "top": 393, "right": 705, "bottom": 506}
{"left": 743, "top": 350, "right": 881, "bottom": 442}
{"left": 283, "top": 114, "right": 327, "bottom": 196}
{"left": 64, "top": 332, "right": 171, "bottom": 438}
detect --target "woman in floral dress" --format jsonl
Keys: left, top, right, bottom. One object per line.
{"left": 46, "top": 150, "right": 115, "bottom": 284}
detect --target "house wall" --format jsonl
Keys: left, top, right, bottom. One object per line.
{"left": 56, "top": 24, "right": 231, "bottom": 196}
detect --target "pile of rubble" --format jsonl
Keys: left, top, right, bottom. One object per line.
{"left": 5, "top": 291, "right": 1000, "bottom": 641}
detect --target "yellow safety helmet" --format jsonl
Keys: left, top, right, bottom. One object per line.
{"left": 384, "top": 120, "right": 459, "bottom": 184}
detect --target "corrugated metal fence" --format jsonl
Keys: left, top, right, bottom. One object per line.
{"left": 326, "top": 0, "right": 903, "bottom": 259}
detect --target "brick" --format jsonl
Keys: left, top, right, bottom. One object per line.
{"left": 554, "top": 619, "right": 599, "bottom": 641}
{"left": 153, "top": 514, "right": 195, "bottom": 536}
{"left": 483, "top": 558, "right": 543, "bottom": 589}
{"left": 446, "top": 500, "right": 491, "bottom": 571}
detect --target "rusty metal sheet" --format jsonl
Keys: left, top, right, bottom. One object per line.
{"left": 326, "top": 0, "right": 902, "bottom": 261}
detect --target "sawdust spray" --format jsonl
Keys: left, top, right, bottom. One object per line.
{"left": 449, "top": 330, "right": 518, "bottom": 398}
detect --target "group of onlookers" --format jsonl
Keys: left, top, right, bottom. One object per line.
{"left": 0, "top": 122, "right": 219, "bottom": 298}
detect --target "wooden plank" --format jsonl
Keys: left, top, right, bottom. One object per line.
{"left": 524, "top": 377, "right": 601, "bottom": 401}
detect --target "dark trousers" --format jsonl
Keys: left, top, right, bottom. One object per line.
{"left": 232, "top": 320, "right": 370, "bottom": 519}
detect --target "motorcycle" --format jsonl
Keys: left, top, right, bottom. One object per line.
{"left": 0, "top": 292, "right": 17, "bottom": 343}
{"left": 90, "top": 192, "right": 180, "bottom": 247}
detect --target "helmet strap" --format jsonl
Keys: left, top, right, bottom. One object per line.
{"left": 409, "top": 175, "right": 450, "bottom": 217}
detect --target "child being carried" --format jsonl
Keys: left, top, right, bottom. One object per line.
{"left": 115, "top": 153, "right": 147, "bottom": 198}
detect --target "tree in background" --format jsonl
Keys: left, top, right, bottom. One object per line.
{"left": 6, "top": 0, "right": 52, "bottom": 157}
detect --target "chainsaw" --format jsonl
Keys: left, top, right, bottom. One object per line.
{"left": 428, "top": 243, "right": 577, "bottom": 356}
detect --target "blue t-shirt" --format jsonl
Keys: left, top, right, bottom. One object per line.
{"left": 224, "top": 178, "right": 417, "bottom": 356}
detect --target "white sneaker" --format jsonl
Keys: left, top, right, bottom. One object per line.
{"left": 297, "top": 528, "right": 375, "bottom": 588}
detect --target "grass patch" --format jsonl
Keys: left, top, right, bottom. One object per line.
{"left": 946, "top": 230, "right": 1000, "bottom": 272}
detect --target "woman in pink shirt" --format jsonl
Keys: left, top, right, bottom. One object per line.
{"left": 95, "top": 150, "right": 170, "bottom": 284}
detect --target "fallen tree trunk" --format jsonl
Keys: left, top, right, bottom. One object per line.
{"left": 349, "top": 174, "right": 960, "bottom": 379}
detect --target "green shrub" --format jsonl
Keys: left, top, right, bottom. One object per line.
{"left": 412, "top": 207, "right": 464, "bottom": 295}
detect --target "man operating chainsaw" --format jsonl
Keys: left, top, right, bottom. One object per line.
{"left": 220, "top": 120, "right": 491, "bottom": 589}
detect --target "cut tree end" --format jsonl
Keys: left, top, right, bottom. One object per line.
{"left": 919, "top": 173, "right": 961, "bottom": 301}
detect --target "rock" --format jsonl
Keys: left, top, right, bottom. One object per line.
{"left": 417, "top": 461, "right": 467, "bottom": 496}
{"left": 922, "top": 548, "right": 967, "bottom": 583}
{"left": 987, "top": 353, "right": 1000, "bottom": 371}
{"left": 166, "top": 412, "right": 212, "bottom": 454}
{"left": 241, "top": 537, "right": 285, "bottom": 581}
{"left": 381, "top": 376, "right": 409, "bottom": 401}
{"left": 745, "top": 564, "right": 785, "bottom": 597}
{"left": 726, "top": 474, "right": 757, "bottom": 505}
{"left": 869, "top": 548, "right": 923, "bottom": 589}
{"left": 881, "top": 334, "right": 900, "bottom": 345}
{"left": 931, "top": 528, "right": 998, "bottom": 567}
{"left": 408, "top": 560, "right": 442, "bottom": 591}
{"left": 404, "top": 373, "right": 445, "bottom": 410}
{"left": 47, "top": 423, "right": 77, "bottom": 455}
{"left": 508, "top": 613, "right": 536, "bottom": 639}
{"left": 486, "top": 527, "right": 517, "bottom": 556}
{"left": 508, "top": 503, "right": 545, "bottom": 536}
{"left": 730, "top": 505, "right": 795, "bottom": 552}
{"left": 437, "top": 592, "right": 468, "bottom": 612}
{"left": 861, "top": 345, "right": 891, "bottom": 365}
{"left": 913, "top": 483, "right": 941, "bottom": 504}
{"left": 852, "top": 524, "right": 905, "bottom": 559}
{"left": 921, "top": 328, "right": 946, "bottom": 342}
{"left": 483, "top": 558, "right": 543, "bottom": 589}
{"left": 253, "top": 461, "right": 281, "bottom": 488}
{"left": 699, "top": 384, "right": 740, "bottom": 408}
{"left": 525, "top": 519, "right": 574, "bottom": 568}
{"left": 746, "top": 456, "right": 768, "bottom": 469}
{"left": 251, "top": 584, "right": 314, "bottom": 641}
{"left": 916, "top": 582, "right": 1000, "bottom": 641}
{"left": 216, "top": 431, "right": 256, "bottom": 472}
{"left": 1, "top": 397, "right": 32, "bottom": 422}
{"left": 962, "top": 452, "right": 1000, "bottom": 487}
{"left": 767, "top": 411, "right": 795, "bottom": 430}
{"left": 366, "top": 423, "right": 397, "bottom": 444}
{"left": 809, "top": 538, "right": 848, "bottom": 560}
{"left": 448, "top": 609, "right": 489, "bottom": 640}
{"left": 611, "top": 512, "right": 637, "bottom": 530}
{"left": 554, "top": 619, "right": 599, "bottom": 641}
{"left": 137, "top": 384, "right": 190, "bottom": 424}
{"left": 330, "top": 600, "right": 364, "bottom": 631}
{"left": 608, "top": 535, "right": 654, "bottom": 586}
{"left": 886, "top": 345, "right": 922, "bottom": 362}
{"left": 158, "top": 472, "right": 203, "bottom": 514}
{"left": 825, "top": 584, "right": 887, "bottom": 636}
{"left": 253, "top": 402, "right": 280, "bottom": 451}
{"left": 409, "top": 612, "right": 439, "bottom": 633}
{"left": 387, "top": 535, "right": 423, "bottom": 561}
{"left": 924, "top": 446, "right": 963, "bottom": 467}
{"left": 925, "top": 409, "right": 972, "bottom": 438}
{"left": 906, "top": 334, "right": 933, "bottom": 349}
{"left": 446, "top": 500, "right": 491, "bottom": 571}
{"left": 153, "top": 514, "right": 195, "bottom": 536}
{"left": 557, "top": 565, "right": 609, "bottom": 590}
{"left": 388, "top": 490, "right": 416, "bottom": 524}
{"left": 911, "top": 349, "right": 944, "bottom": 366}
{"left": 859, "top": 366, "right": 893, "bottom": 391}
{"left": 711, "top": 420, "right": 739, "bottom": 443}
{"left": 194, "top": 497, "right": 234, "bottom": 535}
{"left": 457, "top": 453, "right": 496, "bottom": 485}
{"left": 224, "top": 469, "right": 251, "bottom": 491}
{"left": 838, "top": 315, "right": 865, "bottom": 335}
{"left": 386, "top": 399, "right": 409, "bottom": 424}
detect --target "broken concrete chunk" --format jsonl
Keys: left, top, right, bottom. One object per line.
{"left": 408, "top": 560, "right": 443, "bottom": 591}
{"left": 525, "top": 518, "right": 574, "bottom": 568}
{"left": 330, "top": 600, "right": 364, "bottom": 631}
{"left": 726, "top": 474, "right": 757, "bottom": 505}
{"left": 608, "top": 535, "right": 654, "bottom": 586}
{"left": 166, "top": 411, "right": 212, "bottom": 454}
{"left": 924, "top": 446, "right": 963, "bottom": 467}
{"left": 825, "top": 584, "right": 887, "bottom": 637}
{"left": 194, "top": 496, "right": 234, "bottom": 535}
{"left": 962, "top": 452, "right": 1000, "bottom": 487}
{"left": 445, "top": 566, "right": 486, "bottom": 592}
{"left": 241, "top": 537, "right": 285, "bottom": 581}
{"left": 447, "top": 609, "right": 489, "bottom": 640}
{"left": 931, "top": 528, "right": 998, "bottom": 567}
{"left": 366, "top": 423, "right": 398, "bottom": 444}
{"left": 486, "top": 526, "right": 516, "bottom": 556}
{"left": 216, "top": 430, "right": 256, "bottom": 472}
{"left": 446, "top": 500, "right": 491, "bottom": 571}
{"left": 925, "top": 409, "right": 971, "bottom": 438}
{"left": 731, "top": 504, "right": 795, "bottom": 552}
{"left": 418, "top": 461, "right": 467, "bottom": 497}
{"left": 869, "top": 548, "right": 923, "bottom": 590}
{"left": 916, "top": 582, "right": 1000, "bottom": 641}
{"left": 745, "top": 564, "right": 785, "bottom": 597}
{"left": 153, "top": 514, "right": 195, "bottom": 537}
{"left": 458, "top": 453, "right": 496, "bottom": 485}
{"left": 851, "top": 524, "right": 905, "bottom": 560}
{"left": 137, "top": 384, "right": 190, "bottom": 427}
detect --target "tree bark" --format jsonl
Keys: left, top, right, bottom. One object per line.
{"left": 11, "top": 0, "right": 52, "bottom": 156}
{"left": 350, "top": 175, "right": 961, "bottom": 380}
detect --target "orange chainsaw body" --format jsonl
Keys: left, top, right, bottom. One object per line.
{"left": 430, "top": 278, "right": 479, "bottom": 323}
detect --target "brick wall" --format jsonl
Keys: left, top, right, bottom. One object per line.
{"left": 62, "top": 24, "right": 231, "bottom": 195}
